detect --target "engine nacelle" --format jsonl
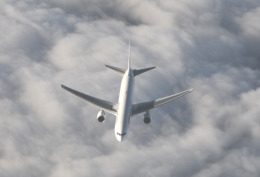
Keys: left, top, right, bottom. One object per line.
{"left": 143, "top": 111, "right": 151, "bottom": 124}
{"left": 97, "top": 110, "right": 105, "bottom": 122}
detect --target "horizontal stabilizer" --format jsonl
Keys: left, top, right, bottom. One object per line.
{"left": 105, "top": 65, "right": 126, "bottom": 76}
{"left": 133, "top": 67, "right": 156, "bottom": 76}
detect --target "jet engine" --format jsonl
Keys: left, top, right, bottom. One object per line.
{"left": 97, "top": 110, "right": 105, "bottom": 122}
{"left": 143, "top": 111, "right": 151, "bottom": 124}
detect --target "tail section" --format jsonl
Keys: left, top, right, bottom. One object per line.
{"left": 106, "top": 65, "right": 155, "bottom": 76}
{"left": 133, "top": 67, "right": 156, "bottom": 76}
{"left": 105, "top": 65, "right": 126, "bottom": 76}
{"left": 106, "top": 42, "right": 155, "bottom": 76}
{"left": 128, "top": 42, "right": 131, "bottom": 69}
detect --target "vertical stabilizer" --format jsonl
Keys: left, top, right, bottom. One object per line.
{"left": 128, "top": 42, "right": 131, "bottom": 69}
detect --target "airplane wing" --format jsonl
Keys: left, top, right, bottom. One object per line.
{"left": 131, "top": 88, "right": 193, "bottom": 115}
{"left": 61, "top": 85, "right": 118, "bottom": 115}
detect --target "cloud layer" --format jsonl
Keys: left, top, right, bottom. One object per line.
{"left": 0, "top": 0, "right": 260, "bottom": 176}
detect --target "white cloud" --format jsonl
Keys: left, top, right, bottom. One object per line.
{"left": 238, "top": 7, "right": 260, "bottom": 37}
{"left": 0, "top": 0, "right": 260, "bottom": 176}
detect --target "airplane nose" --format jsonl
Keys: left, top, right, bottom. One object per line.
{"left": 115, "top": 132, "right": 126, "bottom": 142}
{"left": 116, "top": 135, "right": 123, "bottom": 142}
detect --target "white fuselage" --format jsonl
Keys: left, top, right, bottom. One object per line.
{"left": 115, "top": 69, "right": 134, "bottom": 141}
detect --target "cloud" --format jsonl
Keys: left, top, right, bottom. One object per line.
{"left": 0, "top": 0, "right": 260, "bottom": 177}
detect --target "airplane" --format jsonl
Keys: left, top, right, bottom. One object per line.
{"left": 61, "top": 43, "right": 193, "bottom": 142}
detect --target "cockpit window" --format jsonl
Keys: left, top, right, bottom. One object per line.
{"left": 117, "top": 132, "right": 126, "bottom": 136}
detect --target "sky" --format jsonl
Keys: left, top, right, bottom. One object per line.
{"left": 0, "top": 0, "right": 260, "bottom": 176}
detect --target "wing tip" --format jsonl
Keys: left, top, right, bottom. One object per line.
{"left": 61, "top": 84, "right": 69, "bottom": 91}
